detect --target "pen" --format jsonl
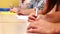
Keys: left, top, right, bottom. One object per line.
{"left": 35, "top": 0, "right": 44, "bottom": 16}
{"left": 35, "top": 7, "right": 38, "bottom": 16}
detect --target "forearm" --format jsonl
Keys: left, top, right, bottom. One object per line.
{"left": 44, "top": 11, "right": 60, "bottom": 23}
{"left": 20, "top": 8, "right": 35, "bottom": 15}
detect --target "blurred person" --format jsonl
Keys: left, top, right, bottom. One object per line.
{"left": 10, "top": 0, "right": 45, "bottom": 15}
{"left": 17, "top": 0, "right": 45, "bottom": 15}
{"left": 10, "top": 0, "right": 25, "bottom": 13}
{"left": 27, "top": 0, "right": 60, "bottom": 34}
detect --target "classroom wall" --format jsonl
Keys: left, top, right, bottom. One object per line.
{"left": 0, "top": 0, "right": 19, "bottom": 8}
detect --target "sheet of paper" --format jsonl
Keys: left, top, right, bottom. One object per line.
{"left": 16, "top": 15, "right": 28, "bottom": 20}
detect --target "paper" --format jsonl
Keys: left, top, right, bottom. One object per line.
{"left": 16, "top": 15, "right": 28, "bottom": 20}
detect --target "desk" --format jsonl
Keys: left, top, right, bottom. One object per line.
{"left": 0, "top": 13, "right": 29, "bottom": 34}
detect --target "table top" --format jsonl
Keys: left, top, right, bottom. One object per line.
{"left": 0, "top": 12, "right": 29, "bottom": 34}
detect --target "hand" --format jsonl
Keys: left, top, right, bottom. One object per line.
{"left": 27, "top": 18, "right": 60, "bottom": 34}
{"left": 28, "top": 13, "right": 37, "bottom": 22}
{"left": 28, "top": 12, "right": 45, "bottom": 22}
{"left": 27, "top": 12, "right": 60, "bottom": 34}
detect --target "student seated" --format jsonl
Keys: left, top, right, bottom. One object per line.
{"left": 17, "top": 0, "right": 45, "bottom": 15}
{"left": 27, "top": 0, "right": 60, "bottom": 34}
{"left": 10, "top": 0, "right": 33, "bottom": 14}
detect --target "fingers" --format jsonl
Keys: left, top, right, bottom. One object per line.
{"left": 27, "top": 23, "right": 40, "bottom": 34}
{"left": 27, "top": 23, "right": 39, "bottom": 34}
{"left": 28, "top": 16, "right": 36, "bottom": 22}
{"left": 28, "top": 13, "right": 37, "bottom": 22}
{"left": 27, "top": 23, "right": 37, "bottom": 30}
{"left": 27, "top": 28, "right": 39, "bottom": 33}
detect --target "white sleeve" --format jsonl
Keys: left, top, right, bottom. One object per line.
{"left": 37, "top": 0, "right": 44, "bottom": 10}
{"left": 37, "top": 0, "right": 44, "bottom": 7}
{"left": 23, "top": 0, "right": 31, "bottom": 5}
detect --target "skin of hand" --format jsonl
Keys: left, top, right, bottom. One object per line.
{"left": 28, "top": 12, "right": 45, "bottom": 22}
{"left": 27, "top": 19, "right": 55, "bottom": 34}
{"left": 27, "top": 0, "right": 60, "bottom": 34}
{"left": 27, "top": 9, "right": 60, "bottom": 34}
{"left": 28, "top": 13, "right": 36, "bottom": 22}
{"left": 27, "top": 14, "right": 60, "bottom": 34}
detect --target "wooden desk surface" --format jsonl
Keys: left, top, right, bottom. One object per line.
{"left": 0, "top": 14, "right": 28, "bottom": 34}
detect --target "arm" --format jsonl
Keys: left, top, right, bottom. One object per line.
{"left": 18, "top": 0, "right": 35, "bottom": 15}
{"left": 44, "top": 11, "right": 60, "bottom": 23}
{"left": 20, "top": 8, "right": 35, "bottom": 15}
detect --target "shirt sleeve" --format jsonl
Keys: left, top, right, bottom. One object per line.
{"left": 37, "top": 0, "right": 44, "bottom": 10}
{"left": 26, "top": 0, "right": 36, "bottom": 9}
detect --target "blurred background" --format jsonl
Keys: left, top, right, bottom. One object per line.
{"left": 0, "top": 0, "right": 19, "bottom": 8}
{"left": 0, "top": 0, "right": 28, "bottom": 34}
{"left": 0, "top": 0, "right": 19, "bottom": 11}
